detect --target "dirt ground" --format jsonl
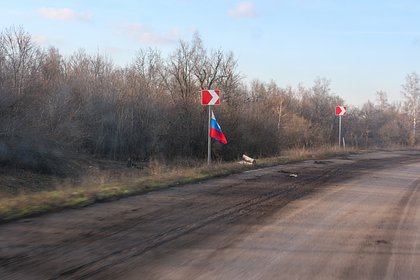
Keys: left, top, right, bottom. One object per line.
{"left": 1, "top": 151, "right": 420, "bottom": 279}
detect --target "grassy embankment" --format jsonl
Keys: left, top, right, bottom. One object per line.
{"left": 0, "top": 146, "right": 357, "bottom": 222}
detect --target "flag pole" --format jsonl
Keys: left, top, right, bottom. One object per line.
{"left": 207, "top": 105, "right": 212, "bottom": 165}
{"left": 338, "top": 115, "right": 342, "bottom": 147}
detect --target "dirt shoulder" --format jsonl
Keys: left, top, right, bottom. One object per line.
{"left": 1, "top": 151, "right": 419, "bottom": 279}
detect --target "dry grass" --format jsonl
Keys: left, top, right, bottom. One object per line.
{"left": 257, "top": 146, "right": 358, "bottom": 166}
{"left": 0, "top": 146, "right": 357, "bottom": 222}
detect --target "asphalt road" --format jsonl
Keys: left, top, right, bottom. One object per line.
{"left": 1, "top": 151, "right": 420, "bottom": 279}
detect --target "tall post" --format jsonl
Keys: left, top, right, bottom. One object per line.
{"left": 207, "top": 106, "right": 212, "bottom": 165}
{"left": 338, "top": 115, "right": 342, "bottom": 147}
{"left": 202, "top": 89, "right": 220, "bottom": 164}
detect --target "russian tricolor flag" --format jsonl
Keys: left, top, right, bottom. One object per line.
{"left": 210, "top": 111, "right": 228, "bottom": 145}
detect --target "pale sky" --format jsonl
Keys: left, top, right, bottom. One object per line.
{"left": 1, "top": 0, "right": 420, "bottom": 106}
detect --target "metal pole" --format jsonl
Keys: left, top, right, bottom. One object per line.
{"left": 207, "top": 106, "right": 212, "bottom": 165}
{"left": 338, "top": 115, "right": 342, "bottom": 147}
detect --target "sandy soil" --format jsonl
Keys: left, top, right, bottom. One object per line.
{"left": 1, "top": 151, "right": 420, "bottom": 279}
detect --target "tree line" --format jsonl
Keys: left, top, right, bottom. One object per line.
{"left": 0, "top": 26, "right": 419, "bottom": 174}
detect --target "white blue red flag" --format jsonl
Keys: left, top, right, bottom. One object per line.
{"left": 210, "top": 111, "right": 228, "bottom": 144}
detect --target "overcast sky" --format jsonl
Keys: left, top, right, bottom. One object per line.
{"left": 1, "top": 0, "right": 420, "bottom": 106}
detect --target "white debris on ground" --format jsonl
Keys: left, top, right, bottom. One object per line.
{"left": 238, "top": 154, "right": 256, "bottom": 165}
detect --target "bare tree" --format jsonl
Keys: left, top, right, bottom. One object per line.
{"left": 191, "top": 33, "right": 224, "bottom": 91}
{"left": 402, "top": 72, "right": 420, "bottom": 146}
{"left": 0, "top": 26, "right": 44, "bottom": 97}
{"left": 0, "top": 26, "right": 45, "bottom": 136}
{"left": 375, "top": 90, "right": 388, "bottom": 111}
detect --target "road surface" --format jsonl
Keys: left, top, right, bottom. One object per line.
{"left": 1, "top": 151, "right": 420, "bottom": 279}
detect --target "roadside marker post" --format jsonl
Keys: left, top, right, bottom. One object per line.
{"left": 208, "top": 106, "right": 211, "bottom": 165}
{"left": 335, "top": 106, "right": 347, "bottom": 147}
{"left": 202, "top": 90, "right": 221, "bottom": 164}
